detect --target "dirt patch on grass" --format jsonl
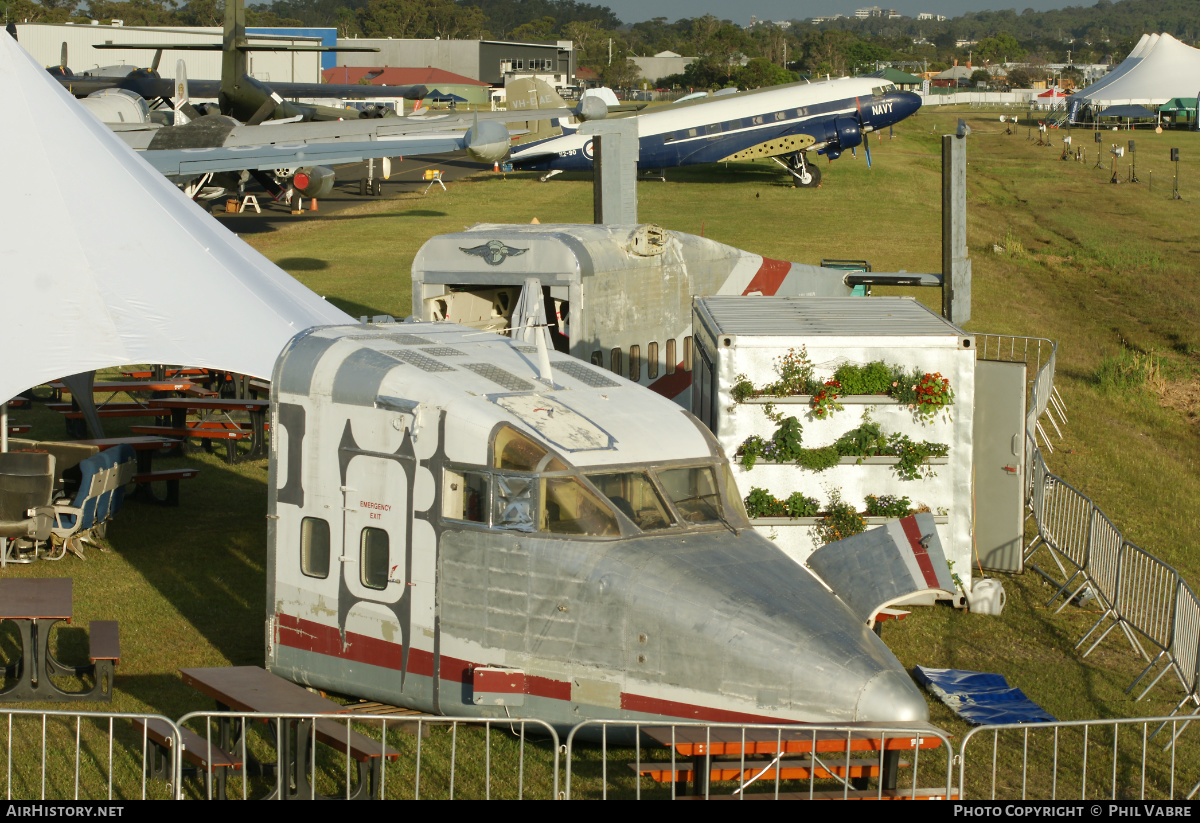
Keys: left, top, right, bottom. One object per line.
{"left": 1156, "top": 377, "right": 1200, "bottom": 423}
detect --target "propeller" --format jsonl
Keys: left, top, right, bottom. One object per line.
{"left": 245, "top": 91, "right": 284, "bottom": 126}
{"left": 855, "top": 97, "right": 872, "bottom": 169}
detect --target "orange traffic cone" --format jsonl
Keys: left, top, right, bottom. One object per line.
{"left": 310, "top": 198, "right": 318, "bottom": 212}
{"left": 493, "top": 161, "right": 500, "bottom": 172}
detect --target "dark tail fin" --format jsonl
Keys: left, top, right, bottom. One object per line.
{"left": 222, "top": 0, "right": 248, "bottom": 97}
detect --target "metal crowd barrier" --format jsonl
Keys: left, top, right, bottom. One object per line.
{"left": 1016, "top": 332, "right": 1200, "bottom": 710}
{"left": 562, "top": 719, "right": 955, "bottom": 800}
{"left": 174, "top": 712, "right": 560, "bottom": 800}
{"left": 0, "top": 709, "right": 182, "bottom": 800}
{"left": 958, "top": 715, "right": 1200, "bottom": 800}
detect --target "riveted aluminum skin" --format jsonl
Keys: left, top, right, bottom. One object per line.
{"left": 266, "top": 322, "right": 928, "bottom": 731}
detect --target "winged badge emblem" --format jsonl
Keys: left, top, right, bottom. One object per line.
{"left": 460, "top": 239, "right": 528, "bottom": 266}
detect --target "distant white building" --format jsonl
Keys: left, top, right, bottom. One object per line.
{"left": 631, "top": 50, "right": 697, "bottom": 84}
{"left": 917, "top": 13, "right": 948, "bottom": 21}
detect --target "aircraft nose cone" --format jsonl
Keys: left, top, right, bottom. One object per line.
{"left": 854, "top": 670, "right": 929, "bottom": 723}
{"left": 897, "top": 90, "right": 923, "bottom": 119}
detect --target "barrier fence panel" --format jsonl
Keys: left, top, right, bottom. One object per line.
{"left": 958, "top": 716, "right": 1200, "bottom": 800}
{"left": 173, "top": 712, "right": 559, "bottom": 800}
{"left": 563, "top": 720, "right": 955, "bottom": 800}
{"left": 1102, "top": 544, "right": 1179, "bottom": 696}
{"left": 1029, "top": 473, "right": 1094, "bottom": 603}
{"left": 0, "top": 710, "right": 181, "bottom": 800}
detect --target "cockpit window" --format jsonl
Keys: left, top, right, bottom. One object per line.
{"left": 872, "top": 84, "right": 896, "bottom": 96}
{"left": 542, "top": 477, "right": 620, "bottom": 536}
{"left": 587, "top": 472, "right": 675, "bottom": 531}
{"left": 493, "top": 425, "right": 566, "bottom": 472}
{"left": 657, "top": 466, "right": 724, "bottom": 525}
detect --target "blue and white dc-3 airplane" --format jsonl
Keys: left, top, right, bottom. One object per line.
{"left": 509, "top": 76, "right": 922, "bottom": 187}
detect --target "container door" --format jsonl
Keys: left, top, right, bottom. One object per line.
{"left": 973, "top": 359, "right": 1027, "bottom": 572}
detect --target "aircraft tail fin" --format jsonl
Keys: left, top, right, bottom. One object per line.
{"left": 173, "top": 59, "right": 203, "bottom": 125}
{"left": 505, "top": 77, "right": 570, "bottom": 142}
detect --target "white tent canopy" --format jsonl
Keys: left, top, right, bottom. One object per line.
{"left": 0, "top": 33, "right": 353, "bottom": 407}
{"left": 1078, "top": 33, "right": 1200, "bottom": 107}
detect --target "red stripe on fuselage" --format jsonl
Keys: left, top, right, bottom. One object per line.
{"left": 276, "top": 612, "right": 785, "bottom": 724}
{"left": 900, "top": 515, "right": 941, "bottom": 589}
{"left": 646, "top": 361, "right": 691, "bottom": 399}
{"left": 742, "top": 257, "right": 791, "bottom": 296}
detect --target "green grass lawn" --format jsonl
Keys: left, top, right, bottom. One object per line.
{"left": 8, "top": 106, "right": 1200, "bottom": 798}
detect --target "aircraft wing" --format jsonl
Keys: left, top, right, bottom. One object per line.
{"left": 141, "top": 133, "right": 467, "bottom": 177}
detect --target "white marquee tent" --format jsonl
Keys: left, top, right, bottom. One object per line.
{"left": 1077, "top": 33, "right": 1200, "bottom": 107}
{"left": 0, "top": 32, "right": 353, "bottom": 411}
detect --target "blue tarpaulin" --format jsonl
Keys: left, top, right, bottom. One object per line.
{"left": 913, "top": 667, "right": 1056, "bottom": 726}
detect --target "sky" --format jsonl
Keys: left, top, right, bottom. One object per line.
{"left": 601, "top": 0, "right": 1089, "bottom": 25}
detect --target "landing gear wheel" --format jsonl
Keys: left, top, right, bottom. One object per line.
{"left": 792, "top": 162, "right": 820, "bottom": 188}
{"left": 372, "top": 179, "right": 382, "bottom": 196}
{"left": 359, "top": 178, "right": 369, "bottom": 196}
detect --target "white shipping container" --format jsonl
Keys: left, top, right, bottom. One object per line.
{"left": 691, "top": 295, "right": 977, "bottom": 593}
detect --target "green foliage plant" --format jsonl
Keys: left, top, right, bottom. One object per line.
{"left": 812, "top": 489, "right": 866, "bottom": 546}
{"left": 743, "top": 487, "right": 820, "bottom": 518}
{"left": 808, "top": 379, "right": 844, "bottom": 419}
{"left": 832, "top": 361, "right": 893, "bottom": 395}
{"left": 864, "top": 494, "right": 914, "bottom": 518}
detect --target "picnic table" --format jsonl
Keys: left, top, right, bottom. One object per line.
{"left": 180, "top": 666, "right": 401, "bottom": 800}
{"left": 75, "top": 436, "right": 197, "bottom": 506}
{"left": 0, "top": 578, "right": 119, "bottom": 702}
{"left": 139, "top": 398, "right": 270, "bottom": 462}
{"left": 50, "top": 379, "right": 197, "bottom": 438}
{"left": 641, "top": 721, "right": 951, "bottom": 799}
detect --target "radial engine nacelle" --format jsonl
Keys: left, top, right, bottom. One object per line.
{"left": 815, "top": 115, "right": 863, "bottom": 160}
{"left": 292, "top": 166, "right": 335, "bottom": 198}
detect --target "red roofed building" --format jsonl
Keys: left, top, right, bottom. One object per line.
{"left": 323, "top": 66, "right": 492, "bottom": 105}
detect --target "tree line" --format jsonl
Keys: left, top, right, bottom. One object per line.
{"left": 3, "top": 0, "right": 1194, "bottom": 88}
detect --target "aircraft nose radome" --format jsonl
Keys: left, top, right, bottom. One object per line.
{"left": 854, "top": 670, "right": 929, "bottom": 723}
{"left": 899, "top": 91, "right": 923, "bottom": 118}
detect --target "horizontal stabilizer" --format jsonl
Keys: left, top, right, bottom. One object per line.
{"left": 806, "top": 513, "right": 955, "bottom": 628}
{"left": 720, "top": 133, "right": 815, "bottom": 162}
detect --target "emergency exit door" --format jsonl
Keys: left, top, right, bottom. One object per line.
{"left": 973, "top": 360, "right": 1027, "bottom": 572}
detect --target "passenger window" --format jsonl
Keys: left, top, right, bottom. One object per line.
{"left": 648, "top": 342, "right": 659, "bottom": 379}
{"left": 664, "top": 132, "right": 676, "bottom": 143}
{"left": 683, "top": 336, "right": 693, "bottom": 372}
{"left": 610, "top": 347, "right": 622, "bottom": 376}
{"left": 688, "top": 128, "right": 698, "bottom": 138}
{"left": 542, "top": 477, "right": 620, "bottom": 536}
{"left": 629, "top": 345, "right": 641, "bottom": 381}
{"left": 443, "top": 469, "right": 488, "bottom": 523}
{"left": 752, "top": 116, "right": 763, "bottom": 125}
{"left": 666, "top": 339, "right": 676, "bottom": 375}
{"left": 775, "top": 111, "right": 786, "bottom": 121}
{"left": 360, "top": 527, "right": 389, "bottom": 590}
{"left": 300, "top": 517, "right": 330, "bottom": 579}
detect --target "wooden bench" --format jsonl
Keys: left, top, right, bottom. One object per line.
{"left": 130, "top": 425, "right": 252, "bottom": 463}
{"left": 631, "top": 756, "right": 907, "bottom": 784}
{"left": 132, "top": 717, "right": 242, "bottom": 799}
{"left": 88, "top": 621, "right": 120, "bottom": 701}
{"left": 133, "top": 468, "right": 200, "bottom": 507}
{"left": 47, "top": 403, "right": 168, "bottom": 420}
{"left": 313, "top": 717, "right": 403, "bottom": 763}
{"left": 677, "top": 787, "right": 959, "bottom": 800}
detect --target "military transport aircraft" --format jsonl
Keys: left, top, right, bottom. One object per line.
{"left": 509, "top": 76, "right": 923, "bottom": 187}
{"left": 48, "top": 0, "right": 425, "bottom": 123}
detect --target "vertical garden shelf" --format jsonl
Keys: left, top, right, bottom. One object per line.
{"left": 691, "top": 296, "right": 976, "bottom": 589}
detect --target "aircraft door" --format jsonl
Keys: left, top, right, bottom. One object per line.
{"left": 341, "top": 454, "right": 410, "bottom": 602}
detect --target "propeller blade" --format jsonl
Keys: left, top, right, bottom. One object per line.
{"left": 245, "top": 92, "right": 282, "bottom": 126}
{"left": 60, "top": 41, "right": 68, "bottom": 70}
{"left": 864, "top": 138, "right": 872, "bottom": 169}
{"left": 151, "top": 48, "right": 163, "bottom": 73}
